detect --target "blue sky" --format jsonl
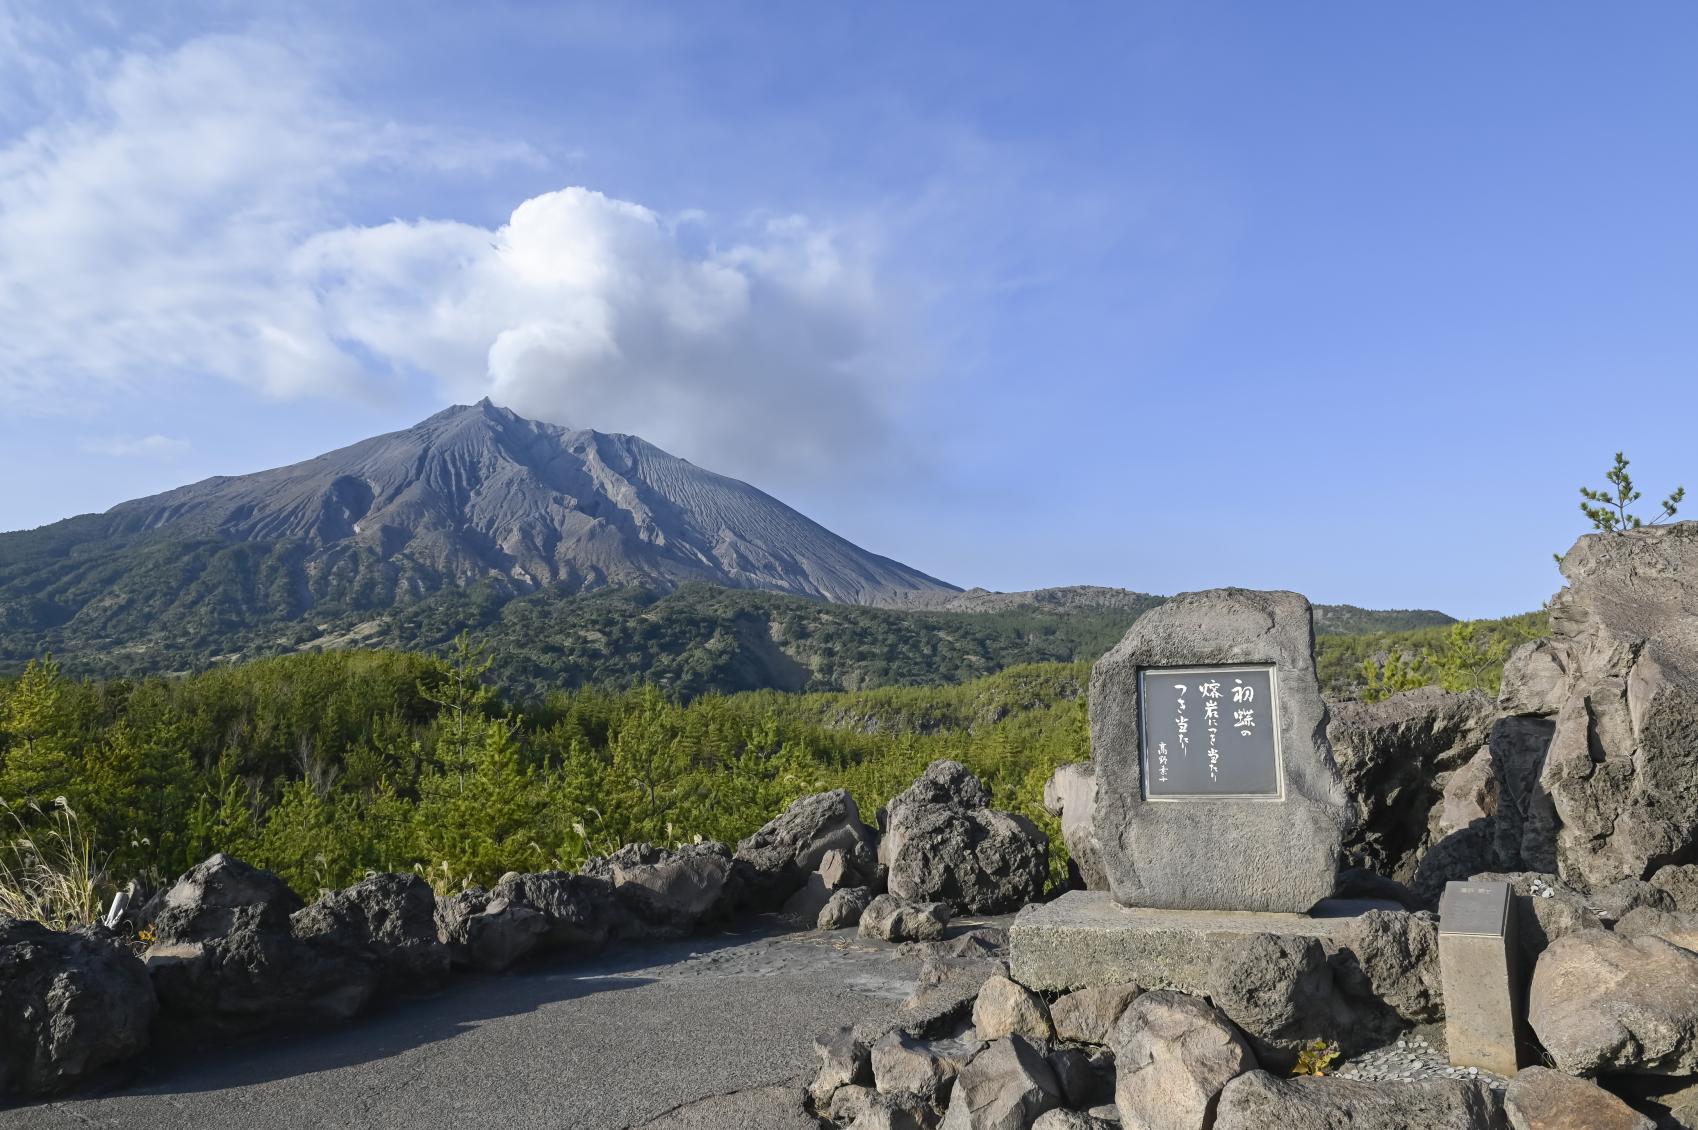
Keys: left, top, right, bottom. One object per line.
{"left": 1, "top": 3, "right": 1693, "bottom": 618}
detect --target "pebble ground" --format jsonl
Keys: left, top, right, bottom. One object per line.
{"left": 1333, "top": 1031, "right": 1510, "bottom": 1091}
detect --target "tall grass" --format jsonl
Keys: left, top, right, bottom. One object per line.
{"left": 0, "top": 798, "right": 107, "bottom": 928}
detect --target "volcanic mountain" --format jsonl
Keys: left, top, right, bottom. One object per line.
{"left": 0, "top": 401, "right": 955, "bottom": 666}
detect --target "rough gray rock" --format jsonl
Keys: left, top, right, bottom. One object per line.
{"left": 146, "top": 854, "right": 379, "bottom": 1032}
{"left": 1327, "top": 687, "right": 1496, "bottom": 883}
{"left": 820, "top": 887, "right": 875, "bottom": 931}
{"left": 784, "top": 873, "right": 837, "bottom": 923}
{"left": 860, "top": 895, "right": 952, "bottom": 943}
{"left": 1651, "top": 864, "right": 1698, "bottom": 912}
{"left": 488, "top": 869, "right": 624, "bottom": 950}
{"left": 812, "top": 1026, "right": 872, "bottom": 1106}
{"left": 940, "top": 1035, "right": 1062, "bottom": 1130}
{"left": 1591, "top": 878, "right": 1674, "bottom": 922}
{"left": 821, "top": 846, "right": 881, "bottom": 892}
{"left": 1412, "top": 717, "right": 1559, "bottom": 902}
{"left": 291, "top": 872, "right": 449, "bottom": 993}
{"left": 582, "top": 841, "right": 740, "bottom": 932}
{"left": 971, "top": 974, "right": 1053, "bottom": 1042}
{"left": 1213, "top": 1070, "right": 1507, "bottom": 1129}
{"left": 845, "top": 1090, "right": 936, "bottom": 1130}
{"left": 1613, "top": 907, "right": 1698, "bottom": 953}
{"left": 1466, "top": 871, "right": 1603, "bottom": 971}
{"left": 881, "top": 761, "right": 1048, "bottom": 915}
{"left": 1529, "top": 928, "right": 1698, "bottom": 1075}
{"left": 433, "top": 890, "right": 549, "bottom": 972}
{"left": 1207, "top": 932, "right": 1394, "bottom": 1068}
{"left": 871, "top": 1029, "right": 957, "bottom": 1107}
{"left": 1047, "top": 1045, "right": 1113, "bottom": 1110}
{"left": 1503, "top": 1066, "right": 1653, "bottom": 1130}
{"left": 1091, "top": 589, "right": 1349, "bottom": 913}
{"left": 1111, "top": 990, "right": 1256, "bottom": 1130}
{"left": 1506, "top": 524, "right": 1698, "bottom": 890}
{"left": 1342, "top": 908, "right": 1444, "bottom": 1025}
{"left": 737, "top": 789, "right": 880, "bottom": 905}
{"left": 0, "top": 919, "right": 157, "bottom": 1095}
{"left": 1043, "top": 762, "right": 1106, "bottom": 891}
{"left": 1050, "top": 982, "right": 1142, "bottom": 1046}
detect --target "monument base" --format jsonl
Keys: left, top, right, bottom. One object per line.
{"left": 1009, "top": 890, "right": 1403, "bottom": 993}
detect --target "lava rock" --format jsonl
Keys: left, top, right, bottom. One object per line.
{"left": 1111, "top": 990, "right": 1256, "bottom": 1130}
{"left": 971, "top": 973, "right": 1053, "bottom": 1043}
{"left": 291, "top": 871, "right": 449, "bottom": 993}
{"left": 1503, "top": 1066, "right": 1653, "bottom": 1130}
{"left": 819, "top": 886, "right": 875, "bottom": 931}
{"left": 940, "top": 1035, "right": 1062, "bottom": 1130}
{"left": 1529, "top": 928, "right": 1698, "bottom": 1075}
{"left": 880, "top": 761, "right": 1047, "bottom": 915}
{"left": 1050, "top": 982, "right": 1142, "bottom": 1046}
{"left": 860, "top": 894, "right": 952, "bottom": 943}
{"left": 1043, "top": 762, "right": 1105, "bottom": 891}
{"left": 0, "top": 918, "right": 157, "bottom": 1095}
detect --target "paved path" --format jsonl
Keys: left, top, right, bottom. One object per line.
{"left": 8, "top": 921, "right": 982, "bottom": 1130}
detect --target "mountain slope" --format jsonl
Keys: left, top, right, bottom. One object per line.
{"left": 0, "top": 401, "right": 954, "bottom": 667}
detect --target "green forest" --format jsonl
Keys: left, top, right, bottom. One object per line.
{"left": 0, "top": 604, "right": 1544, "bottom": 918}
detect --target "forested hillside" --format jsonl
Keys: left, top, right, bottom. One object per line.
{"left": 0, "top": 606, "right": 1542, "bottom": 905}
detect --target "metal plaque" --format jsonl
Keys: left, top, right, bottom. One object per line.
{"left": 1138, "top": 665, "right": 1282, "bottom": 800}
{"left": 1439, "top": 880, "right": 1512, "bottom": 937}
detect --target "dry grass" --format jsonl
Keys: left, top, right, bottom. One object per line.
{"left": 0, "top": 798, "right": 108, "bottom": 929}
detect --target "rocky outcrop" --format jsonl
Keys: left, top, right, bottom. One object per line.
{"left": 1327, "top": 687, "right": 1496, "bottom": 883}
{"left": 859, "top": 894, "right": 951, "bottom": 943}
{"left": 1503, "top": 1067, "right": 1654, "bottom": 1130}
{"left": 881, "top": 761, "right": 1047, "bottom": 915}
{"left": 1213, "top": 1071, "right": 1507, "bottom": 1129}
{"left": 1043, "top": 762, "right": 1105, "bottom": 891}
{"left": 1501, "top": 523, "right": 1698, "bottom": 890}
{"left": 1529, "top": 928, "right": 1698, "bottom": 1075}
{"left": 488, "top": 869, "right": 625, "bottom": 950}
{"left": 1111, "top": 990, "right": 1255, "bottom": 1130}
{"left": 0, "top": 918, "right": 157, "bottom": 1095}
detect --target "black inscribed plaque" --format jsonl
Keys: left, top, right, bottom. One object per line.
{"left": 1138, "top": 665, "right": 1282, "bottom": 800}
{"left": 1439, "top": 880, "right": 1512, "bottom": 937}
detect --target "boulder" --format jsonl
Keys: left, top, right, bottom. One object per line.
{"left": 737, "top": 789, "right": 880, "bottom": 905}
{"left": 582, "top": 841, "right": 740, "bottom": 932}
{"left": 971, "top": 974, "right": 1054, "bottom": 1042}
{"left": 1050, "top": 982, "right": 1142, "bottom": 1046}
{"left": 433, "top": 890, "right": 549, "bottom": 973}
{"left": 1650, "top": 863, "right": 1698, "bottom": 912}
{"left": 1213, "top": 1071, "right": 1507, "bottom": 1129}
{"left": 1503, "top": 1066, "right": 1653, "bottom": 1130}
{"left": 1506, "top": 524, "right": 1698, "bottom": 890}
{"left": 291, "top": 872, "right": 449, "bottom": 993}
{"left": 881, "top": 761, "right": 1048, "bottom": 915}
{"left": 811, "top": 1026, "right": 872, "bottom": 1106}
{"left": 820, "top": 886, "right": 875, "bottom": 931}
{"left": 1043, "top": 762, "right": 1106, "bottom": 891}
{"left": 1110, "top": 990, "right": 1255, "bottom": 1130}
{"left": 1327, "top": 687, "right": 1496, "bottom": 883}
{"left": 906, "top": 955, "right": 1010, "bottom": 1033}
{"left": 871, "top": 1029, "right": 957, "bottom": 1107}
{"left": 1529, "top": 928, "right": 1698, "bottom": 1074}
{"left": 1341, "top": 908, "right": 1443, "bottom": 1025}
{"left": 860, "top": 894, "right": 952, "bottom": 943}
{"left": 1207, "top": 932, "right": 1391, "bottom": 1069}
{"left": 1091, "top": 589, "right": 1349, "bottom": 913}
{"left": 846, "top": 1090, "right": 936, "bottom": 1130}
{"left": 940, "top": 1035, "right": 1062, "bottom": 1130}
{"left": 146, "top": 854, "right": 378, "bottom": 1032}
{"left": 0, "top": 919, "right": 157, "bottom": 1095}
{"left": 785, "top": 872, "right": 837, "bottom": 923}
{"left": 489, "top": 870, "right": 624, "bottom": 950}
{"left": 1032, "top": 1114, "right": 1112, "bottom": 1130}
{"left": 822, "top": 846, "right": 881, "bottom": 891}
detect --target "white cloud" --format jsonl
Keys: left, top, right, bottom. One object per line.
{"left": 80, "top": 434, "right": 190, "bottom": 458}
{"left": 0, "top": 26, "right": 913, "bottom": 483}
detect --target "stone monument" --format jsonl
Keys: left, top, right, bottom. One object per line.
{"left": 1090, "top": 588, "right": 1350, "bottom": 913}
{"left": 1438, "top": 879, "right": 1523, "bottom": 1076}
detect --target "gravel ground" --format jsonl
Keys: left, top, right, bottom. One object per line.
{"left": 1333, "top": 1031, "right": 1511, "bottom": 1091}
